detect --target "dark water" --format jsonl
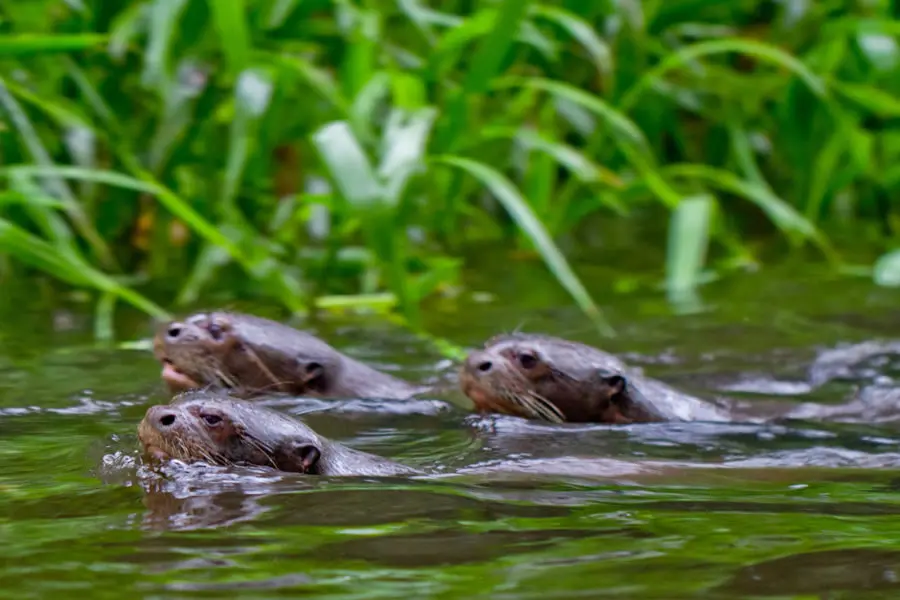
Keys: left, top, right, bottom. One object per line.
{"left": 6, "top": 256, "right": 900, "bottom": 599}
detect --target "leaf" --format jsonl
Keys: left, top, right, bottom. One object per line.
{"left": 463, "top": 0, "right": 533, "bottom": 94}
{"left": 666, "top": 195, "right": 713, "bottom": 304}
{"left": 222, "top": 68, "right": 274, "bottom": 217}
{"left": 874, "top": 249, "right": 900, "bottom": 288}
{"left": 209, "top": 0, "right": 251, "bottom": 76}
{"left": 176, "top": 245, "right": 233, "bottom": 306}
{"left": 0, "top": 77, "right": 113, "bottom": 266}
{"left": 620, "top": 38, "right": 829, "bottom": 112}
{"left": 350, "top": 71, "right": 391, "bottom": 142}
{"left": 143, "top": 0, "right": 188, "bottom": 90}
{"left": 396, "top": 0, "right": 459, "bottom": 44}
{"left": 0, "top": 217, "right": 169, "bottom": 320}
{"left": 0, "top": 165, "right": 251, "bottom": 266}
{"left": 378, "top": 108, "right": 437, "bottom": 204}
{"left": 480, "top": 126, "right": 623, "bottom": 187}
{"left": 94, "top": 292, "right": 117, "bottom": 342}
{"left": 496, "top": 76, "right": 651, "bottom": 155}
{"left": 834, "top": 81, "right": 900, "bottom": 117}
{"left": 265, "top": 51, "right": 351, "bottom": 114}
{"left": 530, "top": 5, "right": 613, "bottom": 87}
{"left": 236, "top": 68, "right": 273, "bottom": 117}
{"left": 108, "top": 2, "right": 148, "bottom": 61}
{"left": 663, "top": 163, "right": 836, "bottom": 260}
{"left": 8, "top": 173, "right": 77, "bottom": 250}
{"left": 266, "top": 0, "right": 300, "bottom": 30}
{"left": 0, "top": 34, "right": 107, "bottom": 56}
{"left": 311, "top": 121, "right": 385, "bottom": 208}
{"left": 434, "top": 155, "right": 614, "bottom": 336}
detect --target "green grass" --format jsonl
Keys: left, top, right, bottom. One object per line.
{"left": 1, "top": 0, "right": 899, "bottom": 341}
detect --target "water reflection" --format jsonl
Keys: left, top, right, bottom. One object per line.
{"left": 722, "top": 549, "right": 900, "bottom": 596}
{"left": 7, "top": 270, "right": 900, "bottom": 597}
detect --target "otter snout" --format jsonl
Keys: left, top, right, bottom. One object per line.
{"left": 156, "top": 316, "right": 206, "bottom": 346}
{"left": 142, "top": 405, "right": 181, "bottom": 434}
{"left": 462, "top": 350, "right": 501, "bottom": 377}
{"left": 164, "top": 322, "right": 184, "bottom": 341}
{"left": 459, "top": 349, "right": 515, "bottom": 414}
{"left": 138, "top": 405, "right": 185, "bottom": 462}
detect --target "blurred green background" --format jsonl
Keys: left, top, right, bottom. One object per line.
{"left": 1, "top": 0, "right": 899, "bottom": 340}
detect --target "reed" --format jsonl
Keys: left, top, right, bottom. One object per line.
{"left": 0, "top": 0, "right": 896, "bottom": 339}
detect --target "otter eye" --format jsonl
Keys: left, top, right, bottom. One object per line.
{"left": 202, "top": 414, "right": 223, "bottom": 426}
{"left": 518, "top": 352, "right": 538, "bottom": 370}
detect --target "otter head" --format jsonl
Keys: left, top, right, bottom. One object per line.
{"left": 459, "top": 333, "right": 658, "bottom": 424}
{"left": 137, "top": 393, "right": 323, "bottom": 473}
{"left": 154, "top": 311, "right": 339, "bottom": 397}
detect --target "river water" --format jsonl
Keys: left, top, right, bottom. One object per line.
{"left": 4, "top": 253, "right": 900, "bottom": 599}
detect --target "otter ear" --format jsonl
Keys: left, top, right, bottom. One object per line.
{"left": 594, "top": 371, "right": 635, "bottom": 423}
{"left": 295, "top": 444, "right": 321, "bottom": 472}
{"left": 299, "top": 361, "right": 325, "bottom": 386}
{"left": 600, "top": 374, "right": 627, "bottom": 397}
{"left": 276, "top": 440, "right": 322, "bottom": 474}
{"left": 597, "top": 372, "right": 656, "bottom": 423}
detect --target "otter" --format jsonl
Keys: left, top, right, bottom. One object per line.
{"left": 138, "top": 390, "right": 419, "bottom": 476}
{"left": 459, "top": 333, "right": 731, "bottom": 424}
{"left": 154, "top": 311, "right": 422, "bottom": 400}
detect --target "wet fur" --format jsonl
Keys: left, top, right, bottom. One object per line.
{"left": 155, "top": 312, "right": 422, "bottom": 401}
{"left": 138, "top": 390, "right": 420, "bottom": 476}
{"left": 461, "top": 332, "right": 729, "bottom": 424}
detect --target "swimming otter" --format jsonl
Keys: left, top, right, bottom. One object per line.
{"left": 154, "top": 311, "right": 421, "bottom": 400}
{"left": 459, "top": 333, "right": 731, "bottom": 424}
{"left": 138, "top": 390, "right": 419, "bottom": 476}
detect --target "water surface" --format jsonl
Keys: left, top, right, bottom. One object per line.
{"left": 4, "top": 255, "right": 900, "bottom": 599}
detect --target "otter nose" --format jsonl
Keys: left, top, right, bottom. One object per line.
{"left": 465, "top": 351, "right": 494, "bottom": 375}
{"left": 166, "top": 322, "right": 183, "bottom": 340}
{"left": 147, "top": 405, "right": 178, "bottom": 429}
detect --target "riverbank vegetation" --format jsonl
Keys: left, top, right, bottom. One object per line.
{"left": 1, "top": 0, "right": 899, "bottom": 340}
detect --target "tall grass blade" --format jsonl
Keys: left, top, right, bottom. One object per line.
{"left": 663, "top": 163, "right": 836, "bottom": 261}
{"left": 94, "top": 292, "right": 117, "bottom": 342}
{"left": 108, "top": 2, "right": 147, "bottom": 61}
{"left": 312, "top": 120, "right": 418, "bottom": 323}
{"left": 266, "top": 0, "right": 300, "bottom": 29}
{"left": 463, "top": 0, "right": 532, "bottom": 93}
{"left": 480, "top": 126, "right": 623, "bottom": 187}
{"left": 0, "top": 77, "right": 114, "bottom": 267}
{"left": 311, "top": 121, "right": 384, "bottom": 208}
{"left": 143, "top": 0, "right": 188, "bottom": 89}
{"left": 620, "top": 38, "right": 828, "bottom": 112}
{"left": 0, "top": 165, "right": 250, "bottom": 265}
{"left": 8, "top": 173, "right": 77, "bottom": 250}
{"left": 378, "top": 108, "right": 437, "bottom": 203}
{"left": 874, "top": 249, "right": 900, "bottom": 288}
{"left": 530, "top": 5, "right": 613, "bottom": 88}
{"left": 666, "top": 195, "right": 713, "bottom": 308}
{"left": 0, "top": 34, "right": 107, "bottom": 56}
{"left": 209, "top": 0, "right": 251, "bottom": 76}
{"left": 264, "top": 52, "right": 352, "bottom": 115}
{"left": 0, "top": 218, "right": 168, "bottom": 319}
{"left": 223, "top": 68, "right": 274, "bottom": 216}
{"left": 435, "top": 155, "right": 614, "bottom": 336}
{"left": 497, "top": 77, "right": 651, "bottom": 155}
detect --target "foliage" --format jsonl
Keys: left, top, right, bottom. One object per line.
{"left": 0, "top": 0, "right": 899, "bottom": 339}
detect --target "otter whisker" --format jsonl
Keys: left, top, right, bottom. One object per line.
{"left": 243, "top": 378, "right": 304, "bottom": 396}
{"left": 242, "top": 346, "right": 287, "bottom": 393}
{"left": 245, "top": 436, "right": 279, "bottom": 470}
{"left": 506, "top": 389, "right": 566, "bottom": 424}
{"left": 213, "top": 369, "right": 238, "bottom": 389}
{"left": 510, "top": 320, "right": 529, "bottom": 336}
